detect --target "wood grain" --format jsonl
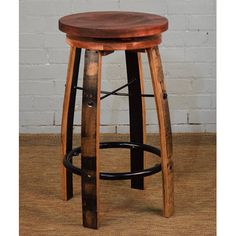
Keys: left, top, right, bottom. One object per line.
{"left": 81, "top": 49, "right": 102, "bottom": 229}
{"left": 59, "top": 11, "right": 168, "bottom": 39}
{"left": 61, "top": 47, "right": 81, "bottom": 201}
{"left": 66, "top": 34, "right": 162, "bottom": 51}
{"left": 125, "top": 51, "right": 147, "bottom": 190}
{"left": 147, "top": 46, "right": 174, "bottom": 217}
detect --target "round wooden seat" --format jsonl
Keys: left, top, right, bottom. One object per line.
{"left": 59, "top": 11, "right": 168, "bottom": 39}
{"left": 59, "top": 11, "right": 168, "bottom": 50}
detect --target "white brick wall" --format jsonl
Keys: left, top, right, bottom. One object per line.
{"left": 19, "top": 0, "right": 216, "bottom": 133}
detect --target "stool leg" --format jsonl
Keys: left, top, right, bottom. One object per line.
{"left": 147, "top": 46, "right": 174, "bottom": 217}
{"left": 81, "top": 50, "right": 102, "bottom": 229}
{"left": 125, "top": 51, "right": 147, "bottom": 190}
{"left": 61, "top": 47, "right": 81, "bottom": 200}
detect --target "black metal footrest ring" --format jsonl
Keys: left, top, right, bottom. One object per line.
{"left": 63, "top": 142, "right": 161, "bottom": 180}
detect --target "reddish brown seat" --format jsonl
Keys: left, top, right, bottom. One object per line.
{"left": 59, "top": 11, "right": 168, "bottom": 39}
{"left": 59, "top": 11, "right": 168, "bottom": 50}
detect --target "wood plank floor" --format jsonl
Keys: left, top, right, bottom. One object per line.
{"left": 20, "top": 133, "right": 216, "bottom": 236}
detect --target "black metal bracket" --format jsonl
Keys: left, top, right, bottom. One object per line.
{"left": 74, "top": 80, "right": 154, "bottom": 100}
{"left": 63, "top": 142, "right": 161, "bottom": 180}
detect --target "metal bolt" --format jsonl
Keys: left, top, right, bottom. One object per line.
{"left": 87, "top": 101, "right": 94, "bottom": 107}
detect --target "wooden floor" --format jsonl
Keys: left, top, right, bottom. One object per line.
{"left": 20, "top": 133, "right": 216, "bottom": 236}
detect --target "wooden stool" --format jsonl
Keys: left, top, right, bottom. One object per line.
{"left": 59, "top": 11, "right": 174, "bottom": 229}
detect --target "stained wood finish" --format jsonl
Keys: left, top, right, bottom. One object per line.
{"left": 66, "top": 34, "right": 162, "bottom": 51}
{"left": 81, "top": 50, "right": 102, "bottom": 229}
{"left": 59, "top": 11, "right": 168, "bottom": 39}
{"left": 125, "top": 51, "right": 146, "bottom": 190}
{"left": 61, "top": 47, "right": 81, "bottom": 200}
{"left": 147, "top": 46, "right": 174, "bottom": 217}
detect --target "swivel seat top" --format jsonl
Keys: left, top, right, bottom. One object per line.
{"left": 59, "top": 11, "right": 168, "bottom": 39}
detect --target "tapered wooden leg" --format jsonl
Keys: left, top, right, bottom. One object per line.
{"left": 125, "top": 51, "right": 147, "bottom": 190}
{"left": 147, "top": 46, "right": 174, "bottom": 217}
{"left": 81, "top": 50, "right": 102, "bottom": 229}
{"left": 61, "top": 47, "right": 81, "bottom": 201}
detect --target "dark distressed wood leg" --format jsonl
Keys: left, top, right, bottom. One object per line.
{"left": 125, "top": 51, "right": 147, "bottom": 190}
{"left": 81, "top": 50, "right": 102, "bottom": 229}
{"left": 61, "top": 47, "right": 81, "bottom": 200}
{"left": 147, "top": 46, "right": 174, "bottom": 217}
